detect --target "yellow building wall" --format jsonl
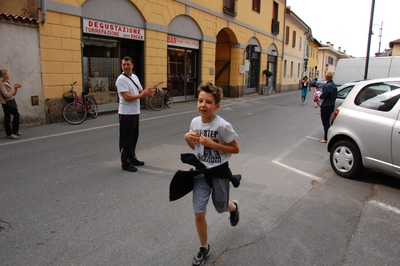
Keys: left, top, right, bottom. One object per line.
{"left": 282, "top": 18, "right": 307, "bottom": 89}
{"left": 38, "top": 0, "right": 284, "bottom": 100}
{"left": 309, "top": 41, "right": 319, "bottom": 79}
{"left": 392, "top": 44, "right": 400, "bottom": 56}
{"left": 39, "top": 10, "right": 82, "bottom": 99}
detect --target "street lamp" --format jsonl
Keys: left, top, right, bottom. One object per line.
{"left": 364, "top": 0, "right": 375, "bottom": 80}
{"left": 372, "top": 21, "right": 383, "bottom": 55}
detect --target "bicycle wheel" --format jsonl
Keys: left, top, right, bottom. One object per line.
{"left": 62, "top": 102, "right": 87, "bottom": 125}
{"left": 87, "top": 96, "right": 99, "bottom": 118}
{"left": 149, "top": 94, "right": 164, "bottom": 111}
{"left": 165, "top": 93, "right": 173, "bottom": 108}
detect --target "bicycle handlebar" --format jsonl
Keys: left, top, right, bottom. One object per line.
{"left": 154, "top": 82, "right": 163, "bottom": 88}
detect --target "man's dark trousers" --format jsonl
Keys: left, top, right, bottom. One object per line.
{"left": 119, "top": 114, "right": 139, "bottom": 166}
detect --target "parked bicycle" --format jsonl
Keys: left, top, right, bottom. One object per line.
{"left": 149, "top": 82, "right": 173, "bottom": 111}
{"left": 62, "top": 81, "right": 99, "bottom": 125}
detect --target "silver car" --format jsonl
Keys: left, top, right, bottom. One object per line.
{"left": 327, "top": 77, "right": 400, "bottom": 179}
{"left": 335, "top": 82, "right": 359, "bottom": 109}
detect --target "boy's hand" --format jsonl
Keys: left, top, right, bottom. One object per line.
{"left": 199, "top": 135, "right": 214, "bottom": 148}
{"left": 184, "top": 131, "right": 200, "bottom": 147}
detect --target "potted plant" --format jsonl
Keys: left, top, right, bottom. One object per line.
{"left": 263, "top": 69, "right": 273, "bottom": 78}
{"left": 262, "top": 69, "right": 273, "bottom": 95}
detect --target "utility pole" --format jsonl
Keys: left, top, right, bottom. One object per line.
{"left": 378, "top": 21, "right": 383, "bottom": 54}
{"left": 364, "top": 0, "right": 375, "bottom": 80}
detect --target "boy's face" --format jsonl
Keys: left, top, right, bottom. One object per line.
{"left": 197, "top": 91, "right": 220, "bottom": 119}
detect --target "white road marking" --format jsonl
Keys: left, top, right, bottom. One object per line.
{"left": 369, "top": 200, "right": 400, "bottom": 215}
{"left": 272, "top": 160, "right": 323, "bottom": 182}
{"left": 272, "top": 133, "right": 323, "bottom": 182}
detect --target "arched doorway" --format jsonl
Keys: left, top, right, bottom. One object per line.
{"left": 245, "top": 38, "right": 261, "bottom": 94}
{"left": 266, "top": 44, "right": 278, "bottom": 93}
{"left": 167, "top": 16, "right": 202, "bottom": 101}
{"left": 215, "top": 28, "right": 238, "bottom": 97}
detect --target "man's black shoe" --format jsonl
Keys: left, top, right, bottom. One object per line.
{"left": 122, "top": 164, "right": 137, "bottom": 172}
{"left": 131, "top": 159, "right": 145, "bottom": 166}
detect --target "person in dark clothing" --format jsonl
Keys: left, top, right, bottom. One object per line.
{"left": 319, "top": 72, "right": 337, "bottom": 143}
{"left": 115, "top": 56, "right": 154, "bottom": 172}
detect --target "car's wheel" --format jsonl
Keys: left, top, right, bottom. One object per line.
{"left": 330, "top": 140, "right": 363, "bottom": 179}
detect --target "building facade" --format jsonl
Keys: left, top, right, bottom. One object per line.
{"left": 281, "top": 7, "right": 312, "bottom": 91}
{"left": 0, "top": 0, "right": 286, "bottom": 125}
{"left": 308, "top": 38, "right": 321, "bottom": 81}
{"left": 389, "top": 39, "right": 400, "bottom": 56}
{"left": 317, "top": 42, "right": 349, "bottom": 78}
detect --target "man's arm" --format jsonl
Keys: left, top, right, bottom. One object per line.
{"left": 121, "top": 88, "right": 154, "bottom": 102}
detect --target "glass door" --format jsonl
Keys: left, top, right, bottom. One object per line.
{"left": 167, "top": 47, "right": 197, "bottom": 101}
{"left": 185, "top": 49, "right": 197, "bottom": 99}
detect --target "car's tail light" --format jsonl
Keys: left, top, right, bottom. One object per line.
{"left": 332, "top": 109, "right": 340, "bottom": 122}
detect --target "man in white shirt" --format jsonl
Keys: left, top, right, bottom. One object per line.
{"left": 115, "top": 56, "right": 154, "bottom": 172}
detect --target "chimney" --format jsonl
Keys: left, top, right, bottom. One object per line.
{"left": 338, "top": 47, "right": 341, "bottom": 52}
{"left": 344, "top": 50, "right": 346, "bottom": 53}
{"left": 326, "top": 41, "right": 330, "bottom": 45}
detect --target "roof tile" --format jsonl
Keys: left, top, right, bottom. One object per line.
{"left": 0, "top": 13, "right": 38, "bottom": 24}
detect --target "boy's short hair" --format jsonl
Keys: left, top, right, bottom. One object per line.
{"left": 197, "top": 81, "right": 223, "bottom": 104}
{"left": 325, "top": 72, "right": 333, "bottom": 81}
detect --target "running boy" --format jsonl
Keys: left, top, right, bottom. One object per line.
{"left": 184, "top": 81, "right": 240, "bottom": 266}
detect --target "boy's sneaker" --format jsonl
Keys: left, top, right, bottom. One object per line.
{"left": 192, "top": 244, "right": 210, "bottom": 266}
{"left": 229, "top": 200, "right": 239, "bottom": 226}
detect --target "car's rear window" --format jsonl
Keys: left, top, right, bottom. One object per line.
{"left": 356, "top": 82, "right": 400, "bottom": 111}
{"left": 337, "top": 85, "right": 354, "bottom": 99}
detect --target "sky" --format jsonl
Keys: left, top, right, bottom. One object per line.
{"left": 286, "top": 0, "right": 400, "bottom": 58}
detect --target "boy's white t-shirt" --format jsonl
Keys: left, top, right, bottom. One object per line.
{"left": 189, "top": 115, "right": 238, "bottom": 169}
{"left": 115, "top": 74, "right": 143, "bottom": 115}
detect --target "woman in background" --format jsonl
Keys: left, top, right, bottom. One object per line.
{"left": 0, "top": 69, "right": 22, "bottom": 139}
{"left": 299, "top": 76, "right": 309, "bottom": 104}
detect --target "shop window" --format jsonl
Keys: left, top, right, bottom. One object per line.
{"left": 82, "top": 38, "right": 120, "bottom": 98}
{"left": 82, "top": 37, "right": 143, "bottom": 105}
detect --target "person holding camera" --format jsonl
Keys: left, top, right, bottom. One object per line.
{"left": 0, "top": 69, "right": 22, "bottom": 139}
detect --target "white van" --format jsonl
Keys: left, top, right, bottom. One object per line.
{"left": 334, "top": 56, "right": 400, "bottom": 86}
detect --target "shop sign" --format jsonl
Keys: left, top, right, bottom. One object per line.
{"left": 167, "top": 35, "right": 199, "bottom": 49}
{"left": 83, "top": 18, "right": 144, "bottom": 41}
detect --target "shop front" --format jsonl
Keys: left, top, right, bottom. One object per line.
{"left": 81, "top": 18, "right": 145, "bottom": 106}
{"left": 167, "top": 35, "right": 199, "bottom": 101}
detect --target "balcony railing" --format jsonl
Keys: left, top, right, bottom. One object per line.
{"left": 272, "top": 19, "right": 280, "bottom": 35}
{"left": 223, "top": 0, "right": 237, "bottom": 17}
